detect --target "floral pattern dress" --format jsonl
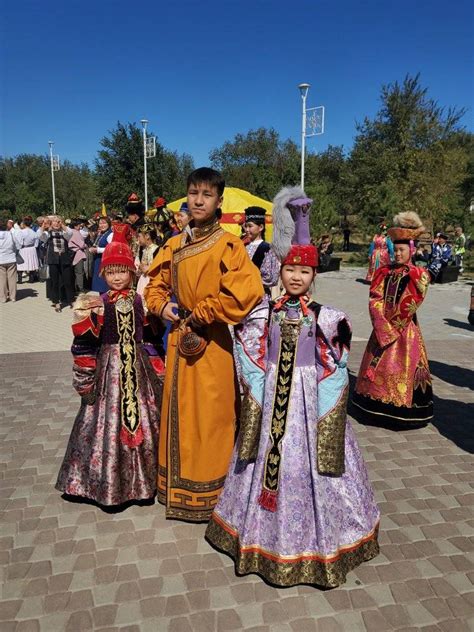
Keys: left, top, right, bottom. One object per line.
{"left": 353, "top": 263, "right": 433, "bottom": 424}
{"left": 56, "top": 290, "right": 164, "bottom": 506}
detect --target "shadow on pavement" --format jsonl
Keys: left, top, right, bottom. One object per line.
{"left": 430, "top": 360, "right": 474, "bottom": 390}
{"left": 60, "top": 493, "right": 156, "bottom": 514}
{"left": 431, "top": 395, "right": 474, "bottom": 454}
{"left": 16, "top": 288, "right": 39, "bottom": 300}
{"left": 355, "top": 278, "right": 370, "bottom": 285}
{"left": 443, "top": 318, "right": 473, "bottom": 332}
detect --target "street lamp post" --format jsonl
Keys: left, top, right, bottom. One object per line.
{"left": 48, "top": 140, "right": 58, "bottom": 214}
{"left": 297, "top": 83, "right": 325, "bottom": 190}
{"left": 298, "top": 83, "right": 310, "bottom": 189}
{"left": 140, "top": 119, "right": 149, "bottom": 212}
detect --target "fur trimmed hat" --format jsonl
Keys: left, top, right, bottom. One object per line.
{"left": 387, "top": 211, "right": 425, "bottom": 243}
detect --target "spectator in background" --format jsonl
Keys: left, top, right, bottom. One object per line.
{"left": 0, "top": 218, "right": 22, "bottom": 302}
{"left": 38, "top": 215, "right": 75, "bottom": 312}
{"left": 429, "top": 232, "right": 452, "bottom": 279}
{"left": 16, "top": 216, "right": 40, "bottom": 283}
{"left": 68, "top": 219, "right": 88, "bottom": 294}
{"left": 342, "top": 220, "right": 351, "bottom": 251}
{"left": 318, "top": 234, "right": 334, "bottom": 270}
{"left": 453, "top": 226, "right": 466, "bottom": 273}
{"left": 89, "top": 217, "right": 113, "bottom": 293}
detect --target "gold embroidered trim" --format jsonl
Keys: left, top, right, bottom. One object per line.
{"left": 173, "top": 227, "right": 224, "bottom": 266}
{"left": 206, "top": 515, "right": 380, "bottom": 588}
{"left": 261, "top": 319, "right": 300, "bottom": 494}
{"left": 317, "top": 386, "right": 348, "bottom": 476}
{"left": 115, "top": 291, "right": 141, "bottom": 436}
{"left": 238, "top": 393, "right": 262, "bottom": 461}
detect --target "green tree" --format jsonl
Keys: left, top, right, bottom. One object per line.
{"left": 0, "top": 154, "right": 99, "bottom": 218}
{"left": 349, "top": 74, "right": 469, "bottom": 231}
{"left": 95, "top": 122, "right": 194, "bottom": 210}
{"left": 210, "top": 127, "right": 300, "bottom": 199}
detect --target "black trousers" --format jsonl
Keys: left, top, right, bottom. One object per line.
{"left": 49, "top": 262, "right": 75, "bottom": 304}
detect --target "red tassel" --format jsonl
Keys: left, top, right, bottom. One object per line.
{"left": 258, "top": 489, "right": 278, "bottom": 512}
{"left": 149, "top": 356, "right": 166, "bottom": 376}
{"left": 120, "top": 425, "right": 144, "bottom": 448}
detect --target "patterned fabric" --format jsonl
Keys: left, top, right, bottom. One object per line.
{"left": 206, "top": 303, "right": 380, "bottom": 587}
{"left": 353, "top": 263, "right": 433, "bottom": 423}
{"left": 55, "top": 291, "right": 163, "bottom": 506}
{"left": 51, "top": 231, "right": 66, "bottom": 255}
{"left": 366, "top": 235, "right": 393, "bottom": 282}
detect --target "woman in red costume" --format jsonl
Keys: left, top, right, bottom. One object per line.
{"left": 353, "top": 212, "right": 433, "bottom": 425}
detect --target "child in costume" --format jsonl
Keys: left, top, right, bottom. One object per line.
{"left": 56, "top": 241, "right": 164, "bottom": 506}
{"left": 353, "top": 212, "right": 433, "bottom": 425}
{"left": 206, "top": 188, "right": 380, "bottom": 588}
{"left": 366, "top": 224, "right": 394, "bottom": 282}
{"left": 136, "top": 222, "right": 160, "bottom": 299}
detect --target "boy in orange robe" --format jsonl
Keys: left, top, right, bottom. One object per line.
{"left": 145, "top": 168, "right": 264, "bottom": 521}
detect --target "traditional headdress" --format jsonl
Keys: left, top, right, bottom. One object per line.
{"left": 244, "top": 206, "right": 266, "bottom": 225}
{"left": 99, "top": 241, "right": 135, "bottom": 274}
{"left": 137, "top": 220, "right": 156, "bottom": 235}
{"left": 154, "top": 208, "right": 173, "bottom": 225}
{"left": 125, "top": 193, "right": 145, "bottom": 217}
{"left": 387, "top": 211, "right": 425, "bottom": 244}
{"left": 178, "top": 202, "right": 189, "bottom": 214}
{"left": 154, "top": 197, "right": 167, "bottom": 209}
{"left": 271, "top": 186, "right": 318, "bottom": 267}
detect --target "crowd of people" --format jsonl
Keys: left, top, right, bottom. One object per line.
{"left": 366, "top": 222, "right": 467, "bottom": 281}
{"left": 1, "top": 167, "right": 469, "bottom": 590}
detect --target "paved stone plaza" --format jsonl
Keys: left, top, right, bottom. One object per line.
{"left": 1, "top": 269, "right": 473, "bottom": 631}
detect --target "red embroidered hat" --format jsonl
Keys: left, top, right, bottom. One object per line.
{"left": 283, "top": 244, "right": 318, "bottom": 267}
{"left": 99, "top": 241, "right": 135, "bottom": 274}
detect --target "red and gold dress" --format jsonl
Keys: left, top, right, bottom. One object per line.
{"left": 353, "top": 263, "right": 433, "bottom": 424}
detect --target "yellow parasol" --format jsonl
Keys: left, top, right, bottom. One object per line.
{"left": 167, "top": 187, "right": 273, "bottom": 240}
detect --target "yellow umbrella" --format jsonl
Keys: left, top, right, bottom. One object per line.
{"left": 167, "top": 187, "right": 273, "bottom": 240}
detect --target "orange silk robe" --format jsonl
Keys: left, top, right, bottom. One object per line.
{"left": 145, "top": 223, "right": 264, "bottom": 521}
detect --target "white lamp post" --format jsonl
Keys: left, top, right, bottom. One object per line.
{"left": 297, "top": 83, "right": 325, "bottom": 190}
{"left": 48, "top": 140, "right": 60, "bottom": 214}
{"left": 298, "top": 84, "right": 310, "bottom": 189}
{"left": 140, "top": 119, "right": 149, "bottom": 212}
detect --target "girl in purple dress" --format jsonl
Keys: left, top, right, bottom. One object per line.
{"left": 206, "top": 188, "right": 380, "bottom": 588}
{"left": 56, "top": 242, "right": 163, "bottom": 507}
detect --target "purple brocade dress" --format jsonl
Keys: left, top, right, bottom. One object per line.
{"left": 206, "top": 301, "right": 380, "bottom": 588}
{"left": 56, "top": 291, "right": 162, "bottom": 506}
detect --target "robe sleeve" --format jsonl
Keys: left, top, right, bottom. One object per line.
{"left": 144, "top": 242, "right": 173, "bottom": 317}
{"left": 192, "top": 240, "right": 264, "bottom": 326}
{"left": 316, "top": 307, "right": 352, "bottom": 477}
{"left": 260, "top": 249, "right": 280, "bottom": 287}
{"left": 369, "top": 267, "right": 399, "bottom": 348}
{"left": 70, "top": 293, "right": 104, "bottom": 401}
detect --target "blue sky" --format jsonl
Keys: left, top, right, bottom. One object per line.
{"left": 2, "top": 0, "right": 473, "bottom": 168}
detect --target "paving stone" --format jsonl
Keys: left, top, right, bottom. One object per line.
{"left": 217, "top": 608, "right": 244, "bottom": 631}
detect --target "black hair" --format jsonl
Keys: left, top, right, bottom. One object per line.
{"left": 69, "top": 219, "right": 82, "bottom": 229}
{"left": 0, "top": 219, "right": 7, "bottom": 231}
{"left": 187, "top": 167, "right": 225, "bottom": 197}
{"left": 22, "top": 216, "right": 33, "bottom": 227}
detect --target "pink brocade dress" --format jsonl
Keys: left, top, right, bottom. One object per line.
{"left": 55, "top": 290, "right": 163, "bottom": 506}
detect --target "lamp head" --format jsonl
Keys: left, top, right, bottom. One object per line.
{"left": 298, "top": 83, "right": 310, "bottom": 98}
